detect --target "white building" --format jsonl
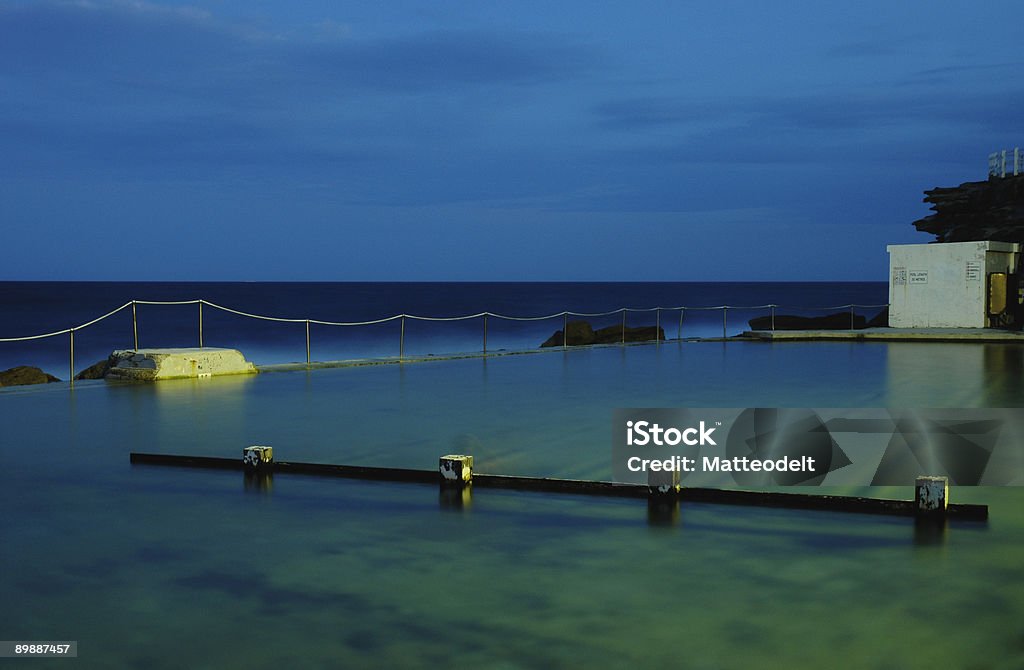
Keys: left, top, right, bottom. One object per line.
{"left": 887, "top": 241, "right": 1020, "bottom": 328}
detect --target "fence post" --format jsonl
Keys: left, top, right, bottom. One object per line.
{"left": 563, "top": 313, "right": 567, "bottom": 349}
{"left": 198, "top": 301, "right": 204, "bottom": 348}
{"left": 483, "top": 314, "right": 488, "bottom": 355}
{"left": 850, "top": 305, "right": 855, "bottom": 330}
{"left": 722, "top": 307, "right": 728, "bottom": 339}
{"left": 305, "top": 320, "right": 311, "bottom": 366}
{"left": 69, "top": 328, "right": 75, "bottom": 385}
{"left": 656, "top": 308, "right": 660, "bottom": 345}
{"left": 771, "top": 304, "right": 775, "bottom": 331}
{"left": 132, "top": 300, "right": 139, "bottom": 350}
{"left": 400, "top": 316, "right": 406, "bottom": 360}
{"left": 678, "top": 308, "right": 684, "bottom": 340}
{"left": 621, "top": 309, "right": 626, "bottom": 345}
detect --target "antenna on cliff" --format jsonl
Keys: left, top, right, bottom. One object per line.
{"left": 989, "top": 147, "right": 1022, "bottom": 178}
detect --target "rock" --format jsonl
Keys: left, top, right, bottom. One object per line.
{"left": 593, "top": 325, "right": 665, "bottom": 344}
{"left": 541, "top": 320, "right": 664, "bottom": 347}
{"left": 748, "top": 312, "right": 867, "bottom": 330}
{"left": 913, "top": 174, "right": 1024, "bottom": 242}
{"left": 75, "top": 355, "right": 117, "bottom": 380}
{"left": 0, "top": 366, "right": 61, "bottom": 387}
{"left": 540, "top": 320, "right": 596, "bottom": 347}
{"left": 866, "top": 307, "right": 888, "bottom": 328}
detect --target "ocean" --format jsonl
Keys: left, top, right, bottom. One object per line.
{"left": 2, "top": 282, "right": 1023, "bottom": 669}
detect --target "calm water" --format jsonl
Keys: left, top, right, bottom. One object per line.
{"left": 2, "top": 339, "right": 1024, "bottom": 669}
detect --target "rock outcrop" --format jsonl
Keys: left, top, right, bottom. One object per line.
{"left": 0, "top": 366, "right": 61, "bottom": 387}
{"left": 913, "top": 174, "right": 1024, "bottom": 242}
{"left": 75, "top": 356, "right": 117, "bottom": 380}
{"left": 748, "top": 312, "right": 867, "bottom": 330}
{"left": 541, "top": 320, "right": 665, "bottom": 347}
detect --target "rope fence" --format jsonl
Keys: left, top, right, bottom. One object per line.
{"left": 0, "top": 299, "right": 890, "bottom": 383}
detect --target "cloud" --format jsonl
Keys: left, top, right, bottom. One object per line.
{"left": 593, "top": 85, "right": 1024, "bottom": 158}
{"left": 0, "top": 2, "right": 594, "bottom": 93}
{"left": 0, "top": 1, "right": 596, "bottom": 184}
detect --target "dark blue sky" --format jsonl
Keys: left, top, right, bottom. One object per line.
{"left": 2, "top": 1, "right": 1021, "bottom": 280}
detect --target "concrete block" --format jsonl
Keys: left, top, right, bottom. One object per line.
{"left": 439, "top": 454, "right": 473, "bottom": 485}
{"left": 915, "top": 476, "right": 948, "bottom": 515}
{"left": 648, "top": 468, "right": 680, "bottom": 495}
{"left": 243, "top": 445, "right": 274, "bottom": 471}
{"left": 106, "top": 348, "right": 257, "bottom": 381}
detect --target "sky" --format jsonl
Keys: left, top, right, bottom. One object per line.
{"left": 1, "top": 0, "right": 1022, "bottom": 281}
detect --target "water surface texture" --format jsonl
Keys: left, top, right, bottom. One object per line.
{"left": 2, "top": 340, "right": 1023, "bottom": 669}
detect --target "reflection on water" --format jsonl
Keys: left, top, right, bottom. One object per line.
{"left": 2, "top": 341, "right": 1024, "bottom": 668}
{"left": 886, "top": 342, "right": 1024, "bottom": 406}
{"left": 243, "top": 471, "right": 274, "bottom": 494}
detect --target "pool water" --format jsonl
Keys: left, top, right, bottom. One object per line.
{"left": 2, "top": 340, "right": 1023, "bottom": 668}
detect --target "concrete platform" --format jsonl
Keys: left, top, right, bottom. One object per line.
{"left": 740, "top": 327, "right": 1024, "bottom": 342}
{"left": 106, "top": 348, "right": 257, "bottom": 381}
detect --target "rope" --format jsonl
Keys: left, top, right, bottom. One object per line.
{"left": 0, "top": 298, "right": 892, "bottom": 342}
{"left": 403, "top": 312, "right": 489, "bottom": 322}
{"left": 74, "top": 302, "right": 133, "bottom": 330}
{"left": 0, "top": 328, "right": 73, "bottom": 342}
{"left": 133, "top": 299, "right": 202, "bottom": 305}
{"left": 775, "top": 303, "right": 889, "bottom": 311}
{"left": 309, "top": 315, "right": 404, "bottom": 327}
{"left": 484, "top": 311, "right": 567, "bottom": 321}
{"left": 0, "top": 301, "right": 133, "bottom": 342}
{"left": 201, "top": 300, "right": 306, "bottom": 324}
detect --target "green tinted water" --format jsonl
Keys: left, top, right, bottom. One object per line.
{"left": 2, "top": 341, "right": 1023, "bottom": 668}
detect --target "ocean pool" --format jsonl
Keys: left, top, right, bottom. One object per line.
{"left": 2, "top": 340, "right": 1023, "bottom": 668}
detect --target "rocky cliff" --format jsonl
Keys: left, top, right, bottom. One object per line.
{"left": 913, "top": 174, "right": 1024, "bottom": 242}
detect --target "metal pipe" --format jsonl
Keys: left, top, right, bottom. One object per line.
{"left": 483, "top": 314, "right": 488, "bottom": 355}
{"left": 563, "top": 313, "right": 567, "bottom": 349}
{"left": 400, "top": 316, "right": 406, "bottom": 360}
{"left": 850, "top": 305, "right": 855, "bottom": 330}
{"left": 132, "top": 300, "right": 138, "bottom": 350}
{"left": 198, "top": 301, "right": 204, "bottom": 348}
{"left": 722, "top": 307, "right": 728, "bottom": 339}
{"left": 305, "top": 320, "right": 311, "bottom": 366}
{"left": 656, "top": 308, "right": 660, "bottom": 344}
{"left": 69, "top": 328, "right": 75, "bottom": 385}
{"left": 771, "top": 305, "right": 775, "bottom": 331}
{"left": 678, "top": 308, "right": 684, "bottom": 340}
{"left": 621, "top": 310, "right": 626, "bottom": 345}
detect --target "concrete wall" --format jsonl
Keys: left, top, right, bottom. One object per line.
{"left": 887, "top": 241, "right": 1020, "bottom": 328}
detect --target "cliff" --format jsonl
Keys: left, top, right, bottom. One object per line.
{"left": 913, "top": 174, "right": 1024, "bottom": 242}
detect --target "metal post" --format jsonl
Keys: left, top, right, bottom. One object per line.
{"left": 678, "top": 308, "right": 684, "bottom": 340}
{"left": 400, "top": 316, "right": 406, "bottom": 360}
{"left": 305, "top": 320, "right": 311, "bottom": 366}
{"left": 850, "top": 305, "right": 855, "bottom": 330}
{"left": 132, "top": 300, "right": 138, "bottom": 350}
{"left": 722, "top": 307, "right": 728, "bottom": 339}
{"left": 656, "top": 308, "right": 660, "bottom": 344}
{"left": 483, "top": 314, "right": 488, "bottom": 355}
{"left": 621, "top": 310, "right": 626, "bottom": 345}
{"left": 69, "top": 328, "right": 75, "bottom": 385}
{"left": 771, "top": 305, "right": 775, "bottom": 331}
{"left": 198, "top": 301, "right": 204, "bottom": 348}
{"left": 563, "top": 313, "right": 567, "bottom": 349}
